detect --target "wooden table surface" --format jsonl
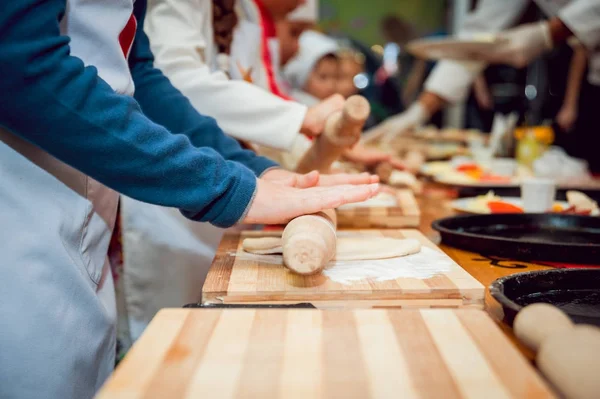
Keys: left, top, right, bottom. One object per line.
{"left": 416, "top": 182, "right": 556, "bottom": 360}
{"left": 97, "top": 309, "right": 555, "bottom": 399}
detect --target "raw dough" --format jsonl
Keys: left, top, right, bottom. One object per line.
{"left": 337, "top": 192, "right": 397, "bottom": 210}
{"left": 334, "top": 237, "right": 421, "bottom": 260}
{"left": 242, "top": 237, "right": 282, "bottom": 254}
{"left": 242, "top": 236, "right": 421, "bottom": 261}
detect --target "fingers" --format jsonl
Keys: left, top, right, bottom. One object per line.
{"left": 322, "top": 93, "right": 345, "bottom": 111}
{"left": 318, "top": 172, "right": 376, "bottom": 186}
{"left": 264, "top": 170, "right": 319, "bottom": 188}
{"left": 347, "top": 149, "right": 390, "bottom": 165}
{"left": 363, "top": 152, "right": 391, "bottom": 165}
{"left": 301, "top": 183, "right": 379, "bottom": 211}
{"left": 303, "top": 94, "right": 346, "bottom": 137}
{"left": 387, "top": 158, "right": 406, "bottom": 170}
{"left": 293, "top": 170, "right": 320, "bottom": 188}
{"left": 379, "top": 184, "right": 397, "bottom": 195}
{"left": 244, "top": 180, "right": 380, "bottom": 225}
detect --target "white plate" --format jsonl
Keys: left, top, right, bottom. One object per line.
{"left": 434, "top": 173, "right": 520, "bottom": 188}
{"left": 452, "top": 197, "right": 569, "bottom": 214}
{"left": 406, "top": 36, "right": 507, "bottom": 61}
{"left": 420, "top": 161, "right": 453, "bottom": 177}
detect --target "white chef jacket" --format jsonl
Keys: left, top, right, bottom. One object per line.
{"left": 425, "top": 0, "right": 600, "bottom": 103}
{"left": 145, "top": 0, "right": 307, "bottom": 151}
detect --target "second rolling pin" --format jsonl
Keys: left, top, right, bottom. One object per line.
{"left": 296, "top": 95, "right": 371, "bottom": 174}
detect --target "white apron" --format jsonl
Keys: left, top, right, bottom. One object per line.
{"left": 0, "top": 133, "right": 119, "bottom": 399}
{"left": 120, "top": 198, "right": 223, "bottom": 341}
{"left": 0, "top": 0, "right": 135, "bottom": 397}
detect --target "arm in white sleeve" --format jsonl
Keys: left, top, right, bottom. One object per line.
{"left": 559, "top": 0, "right": 600, "bottom": 85}
{"left": 144, "top": 0, "right": 307, "bottom": 151}
{"left": 424, "top": 0, "right": 530, "bottom": 103}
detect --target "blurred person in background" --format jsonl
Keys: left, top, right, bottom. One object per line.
{"left": 285, "top": 30, "right": 406, "bottom": 168}
{"left": 276, "top": 0, "right": 318, "bottom": 94}
{"left": 380, "top": 14, "right": 447, "bottom": 127}
{"left": 337, "top": 48, "right": 366, "bottom": 99}
{"left": 336, "top": 48, "right": 382, "bottom": 130}
{"left": 146, "top": 0, "right": 343, "bottom": 151}
{"left": 374, "top": 0, "right": 600, "bottom": 172}
{"left": 541, "top": 39, "right": 589, "bottom": 159}
{"left": 284, "top": 30, "right": 340, "bottom": 105}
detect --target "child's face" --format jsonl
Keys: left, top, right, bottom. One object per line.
{"left": 337, "top": 58, "right": 363, "bottom": 98}
{"left": 277, "top": 21, "right": 312, "bottom": 67}
{"left": 304, "top": 56, "right": 339, "bottom": 100}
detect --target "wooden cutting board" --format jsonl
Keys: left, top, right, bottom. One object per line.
{"left": 202, "top": 229, "right": 484, "bottom": 308}
{"left": 336, "top": 188, "right": 420, "bottom": 228}
{"left": 96, "top": 308, "right": 555, "bottom": 399}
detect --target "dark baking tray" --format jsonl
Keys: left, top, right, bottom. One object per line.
{"left": 490, "top": 269, "right": 600, "bottom": 326}
{"left": 432, "top": 213, "right": 600, "bottom": 264}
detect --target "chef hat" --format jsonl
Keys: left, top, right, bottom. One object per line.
{"left": 284, "top": 30, "right": 339, "bottom": 89}
{"left": 287, "top": 0, "right": 318, "bottom": 22}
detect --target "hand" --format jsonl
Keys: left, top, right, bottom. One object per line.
{"left": 318, "top": 172, "right": 379, "bottom": 186}
{"left": 262, "top": 168, "right": 378, "bottom": 187}
{"left": 301, "top": 94, "right": 345, "bottom": 137}
{"left": 556, "top": 105, "right": 578, "bottom": 132}
{"left": 380, "top": 102, "right": 428, "bottom": 144}
{"left": 342, "top": 143, "right": 391, "bottom": 166}
{"left": 470, "top": 22, "right": 553, "bottom": 69}
{"left": 243, "top": 179, "right": 380, "bottom": 225}
{"left": 361, "top": 103, "right": 428, "bottom": 145}
{"left": 261, "top": 169, "right": 320, "bottom": 188}
{"left": 387, "top": 157, "right": 407, "bottom": 171}
{"left": 473, "top": 75, "right": 493, "bottom": 110}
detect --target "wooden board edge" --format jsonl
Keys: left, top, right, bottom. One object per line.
{"left": 335, "top": 189, "right": 421, "bottom": 228}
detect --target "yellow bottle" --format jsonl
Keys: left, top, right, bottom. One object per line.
{"left": 515, "top": 126, "right": 554, "bottom": 167}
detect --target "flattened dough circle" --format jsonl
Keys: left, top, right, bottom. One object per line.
{"left": 334, "top": 237, "right": 421, "bottom": 260}
{"left": 243, "top": 236, "right": 421, "bottom": 261}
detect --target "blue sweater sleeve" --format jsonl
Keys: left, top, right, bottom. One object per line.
{"left": 0, "top": 0, "right": 258, "bottom": 227}
{"left": 130, "top": 0, "right": 278, "bottom": 177}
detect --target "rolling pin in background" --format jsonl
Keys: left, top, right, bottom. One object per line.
{"left": 295, "top": 95, "right": 371, "bottom": 174}
{"left": 513, "top": 303, "right": 600, "bottom": 399}
{"left": 281, "top": 209, "right": 337, "bottom": 275}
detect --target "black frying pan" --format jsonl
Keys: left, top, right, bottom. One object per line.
{"left": 490, "top": 269, "right": 600, "bottom": 326}
{"left": 432, "top": 213, "right": 600, "bottom": 264}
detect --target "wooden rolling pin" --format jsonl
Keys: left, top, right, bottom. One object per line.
{"left": 296, "top": 95, "right": 370, "bottom": 174}
{"left": 281, "top": 209, "right": 337, "bottom": 275}
{"left": 514, "top": 303, "right": 600, "bottom": 399}
{"left": 373, "top": 161, "right": 394, "bottom": 183}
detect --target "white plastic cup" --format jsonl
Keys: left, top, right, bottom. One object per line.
{"left": 521, "top": 178, "right": 556, "bottom": 212}
{"left": 491, "top": 158, "right": 518, "bottom": 177}
{"left": 472, "top": 147, "right": 494, "bottom": 170}
{"left": 468, "top": 135, "right": 485, "bottom": 151}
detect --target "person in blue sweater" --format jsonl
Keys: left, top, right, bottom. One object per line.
{"left": 0, "top": 1, "right": 378, "bottom": 398}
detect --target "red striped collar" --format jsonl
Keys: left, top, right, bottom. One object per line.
{"left": 254, "top": 0, "right": 292, "bottom": 100}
